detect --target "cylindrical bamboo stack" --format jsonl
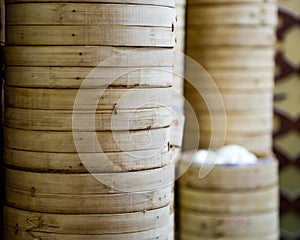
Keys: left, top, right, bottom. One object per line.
{"left": 4, "top": 1, "right": 176, "bottom": 239}
{"left": 179, "top": 158, "right": 279, "bottom": 239}
{"left": 184, "top": 0, "right": 277, "bottom": 157}
{"left": 170, "top": 0, "right": 186, "bottom": 150}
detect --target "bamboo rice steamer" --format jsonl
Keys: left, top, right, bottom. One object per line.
{"left": 4, "top": 204, "right": 172, "bottom": 235}
{"left": 4, "top": 147, "right": 170, "bottom": 173}
{"left": 7, "top": 4, "right": 175, "bottom": 27}
{"left": 187, "top": 3, "right": 277, "bottom": 26}
{"left": 4, "top": 127, "right": 170, "bottom": 153}
{"left": 5, "top": 66, "right": 174, "bottom": 88}
{"left": 5, "top": 46, "right": 173, "bottom": 67}
{"left": 5, "top": 87, "right": 172, "bottom": 110}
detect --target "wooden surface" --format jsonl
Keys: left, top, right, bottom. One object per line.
{"left": 180, "top": 233, "right": 279, "bottom": 240}
{"left": 5, "top": 46, "right": 173, "bottom": 67}
{"left": 6, "top": 164, "right": 174, "bottom": 194}
{"left": 7, "top": 4, "right": 175, "bottom": 27}
{"left": 5, "top": 87, "right": 172, "bottom": 110}
{"left": 4, "top": 205, "right": 172, "bottom": 235}
{"left": 7, "top": 26, "right": 175, "bottom": 47}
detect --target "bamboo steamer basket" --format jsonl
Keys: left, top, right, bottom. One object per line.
{"left": 187, "top": 27, "right": 275, "bottom": 47}
{"left": 5, "top": 87, "right": 172, "bottom": 110}
{"left": 184, "top": 130, "right": 272, "bottom": 157}
{"left": 4, "top": 147, "right": 170, "bottom": 173}
{"left": 7, "top": 26, "right": 175, "bottom": 47}
{"left": 6, "top": 165, "right": 174, "bottom": 194}
{"left": 179, "top": 186, "right": 278, "bottom": 213}
{"left": 5, "top": 66, "right": 173, "bottom": 88}
{"left": 4, "top": 127, "right": 170, "bottom": 153}
{"left": 180, "top": 158, "right": 278, "bottom": 190}
{"left": 7, "top": 4, "right": 175, "bottom": 27}
{"left": 6, "top": 0, "right": 175, "bottom": 6}
{"left": 3, "top": 204, "right": 172, "bottom": 235}
{"left": 187, "top": 3, "right": 277, "bottom": 26}
{"left": 6, "top": 184, "right": 174, "bottom": 214}
{"left": 187, "top": 47, "right": 275, "bottom": 69}
{"left": 180, "top": 210, "right": 278, "bottom": 238}
{"left": 5, "top": 46, "right": 173, "bottom": 67}
{"left": 4, "top": 107, "right": 172, "bottom": 131}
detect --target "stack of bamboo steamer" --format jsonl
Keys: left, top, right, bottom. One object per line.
{"left": 179, "top": 158, "right": 279, "bottom": 239}
{"left": 4, "top": 1, "right": 177, "bottom": 239}
{"left": 184, "top": 0, "right": 278, "bottom": 157}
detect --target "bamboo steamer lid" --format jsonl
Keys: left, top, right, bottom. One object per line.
{"left": 187, "top": 26, "right": 276, "bottom": 47}
{"left": 180, "top": 233, "right": 279, "bottom": 240}
{"left": 3, "top": 205, "right": 172, "bottom": 235}
{"left": 184, "top": 131, "right": 272, "bottom": 156}
{"left": 5, "top": 46, "right": 173, "bottom": 67}
{"left": 7, "top": 4, "right": 175, "bottom": 27}
{"left": 5, "top": 66, "right": 173, "bottom": 88}
{"left": 6, "top": 164, "right": 174, "bottom": 194}
{"left": 4, "top": 147, "right": 170, "bottom": 173}
{"left": 180, "top": 210, "right": 278, "bottom": 237}
{"left": 179, "top": 158, "right": 278, "bottom": 190}
{"left": 5, "top": 225, "right": 172, "bottom": 240}
{"left": 6, "top": 0, "right": 175, "bottom": 6}
{"left": 5, "top": 107, "right": 172, "bottom": 131}
{"left": 187, "top": 47, "right": 275, "bottom": 69}
{"left": 7, "top": 26, "right": 175, "bottom": 47}
{"left": 5, "top": 87, "right": 172, "bottom": 110}
{"left": 179, "top": 186, "right": 278, "bottom": 213}
{"left": 6, "top": 184, "right": 174, "bottom": 214}
{"left": 4, "top": 127, "right": 170, "bottom": 153}
{"left": 187, "top": 3, "right": 277, "bottom": 26}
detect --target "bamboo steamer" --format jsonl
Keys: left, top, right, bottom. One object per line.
{"left": 4, "top": 127, "right": 170, "bottom": 153}
{"left": 6, "top": 165, "right": 174, "bottom": 194}
{"left": 179, "top": 186, "right": 278, "bottom": 213}
{"left": 5, "top": 107, "right": 172, "bottom": 131}
{"left": 6, "top": 0, "right": 175, "bottom": 6}
{"left": 5, "top": 66, "right": 173, "bottom": 88}
{"left": 6, "top": 184, "right": 173, "bottom": 214}
{"left": 7, "top": 26, "right": 175, "bottom": 47}
{"left": 7, "top": 4, "right": 175, "bottom": 27}
{"left": 5, "top": 46, "right": 173, "bottom": 67}
{"left": 187, "top": 47, "right": 275, "bottom": 69}
{"left": 187, "top": 26, "right": 275, "bottom": 47}
{"left": 187, "top": 3, "right": 277, "bottom": 26}
{"left": 180, "top": 158, "right": 278, "bottom": 190}
{"left": 180, "top": 210, "right": 278, "bottom": 238}
{"left": 3, "top": 205, "right": 172, "bottom": 235}
{"left": 5, "top": 87, "right": 172, "bottom": 110}
{"left": 4, "top": 147, "right": 170, "bottom": 173}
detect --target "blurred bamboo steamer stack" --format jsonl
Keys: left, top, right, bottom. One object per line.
{"left": 184, "top": 0, "right": 277, "bottom": 157}
{"left": 179, "top": 156, "right": 279, "bottom": 239}
{"left": 4, "top": 1, "right": 177, "bottom": 239}
{"left": 170, "top": 0, "right": 186, "bottom": 151}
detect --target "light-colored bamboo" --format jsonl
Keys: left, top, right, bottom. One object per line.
{"left": 7, "top": 26, "right": 175, "bottom": 47}
{"left": 5, "top": 107, "right": 172, "bottom": 131}
{"left": 6, "top": 0, "right": 175, "bottom": 6}
{"left": 187, "top": 3, "right": 277, "bottom": 26}
{"left": 4, "top": 147, "right": 170, "bottom": 173}
{"left": 5, "top": 87, "right": 172, "bottom": 110}
{"left": 187, "top": 27, "right": 275, "bottom": 46}
{"left": 4, "top": 127, "right": 170, "bottom": 153}
{"left": 6, "top": 185, "right": 173, "bottom": 214}
{"left": 6, "top": 164, "right": 174, "bottom": 194}
{"left": 7, "top": 4, "right": 175, "bottom": 27}
{"left": 5, "top": 46, "right": 173, "bottom": 67}
{"left": 179, "top": 186, "right": 278, "bottom": 213}
{"left": 4, "top": 205, "right": 172, "bottom": 235}
{"left": 179, "top": 159, "right": 278, "bottom": 190}
{"left": 180, "top": 210, "right": 278, "bottom": 237}
{"left": 5, "top": 66, "right": 173, "bottom": 88}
